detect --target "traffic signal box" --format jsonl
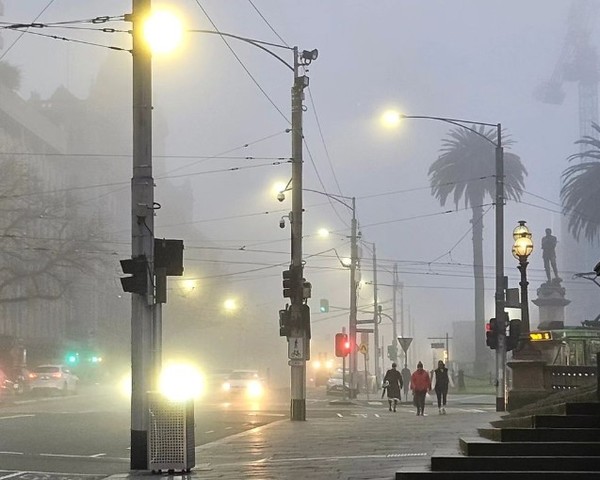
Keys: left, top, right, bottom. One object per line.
{"left": 486, "top": 317, "right": 499, "bottom": 349}
{"left": 282, "top": 269, "right": 293, "bottom": 298}
{"left": 120, "top": 256, "right": 148, "bottom": 294}
{"left": 335, "top": 333, "right": 350, "bottom": 357}
{"left": 319, "top": 298, "right": 329, "bottom": 313}
{"left": 279, "top": 308, "right": 292, "bottom": 337}
{"left": 506, "top": 318, "right": 521, "bottom": 352}
{"left": 387, "top": 344, "right": 398, "bottom": 361}
{"left": 279, "top": 304, "right": 311, "bottom": 339}
{"left": 486, "top": 315, "right": 520, "bottom": 351}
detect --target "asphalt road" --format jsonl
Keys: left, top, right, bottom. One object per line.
{"left": 0, "top": 384, "right": 290, "bottom": 476}
{"left": 0, "top": 385, "right": 495, "bottom": 478}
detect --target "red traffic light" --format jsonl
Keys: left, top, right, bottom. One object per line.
{"left": 335, "top": 333, "right": 350, "bottom": 357}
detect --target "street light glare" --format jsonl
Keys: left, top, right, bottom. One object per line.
{"left": 317, "top": 228, "right": 330, "bottom": 238}
{"left": 223, "top": 298, "right": 238, "bottom": 312}
{"left": 381, "top": 109, "right": 402, "bottom": 128}
{"left": 143, "top": 10, "right": 183, "bottom": 54}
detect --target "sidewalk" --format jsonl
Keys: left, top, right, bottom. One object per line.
{"left": 107, "top": 395, "right": 501, "bottom": 480}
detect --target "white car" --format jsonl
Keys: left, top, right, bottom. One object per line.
{"left": 29, "top": 364, "right": 79, "bottom": 395}
{"left": 222, "top": 370, "right": 264, "bottom": 399}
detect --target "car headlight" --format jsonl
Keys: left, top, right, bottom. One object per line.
{"left": 222, "top": 382, "right": 231, "bottom": 391}
{"left": 246, "top": 380, "right": 263, "bottom": 398}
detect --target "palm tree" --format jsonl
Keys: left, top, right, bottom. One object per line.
{"left": 428, "top": 126, "right": 527, "bottom": 373}
{"left": 561, "top": 122, "right": 600, "bottom": 243}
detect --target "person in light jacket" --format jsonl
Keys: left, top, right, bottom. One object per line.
{"left": 432, "top": 360, "right": 454, "bottom": 414}
{"left": 410, "top": 361, "right": 431, "bottom": 416}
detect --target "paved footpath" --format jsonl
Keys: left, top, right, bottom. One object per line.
{"left": 107, "top": 396, "right": 501, "bottom": 480}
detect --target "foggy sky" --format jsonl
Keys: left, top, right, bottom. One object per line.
{"left": 5, "top": 1, "right": 597, "bottom": 371}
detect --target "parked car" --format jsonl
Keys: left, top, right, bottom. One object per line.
{"left": 326, "top": 372, "right": 350, "bottom": 396}
{"left": 28, "top": 364, "right": 79, "bottom": 395}
{"left": 222, "top": 369, "right": 264, "bottom": 399}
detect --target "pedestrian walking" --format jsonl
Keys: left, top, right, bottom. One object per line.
{"left": 432, "top": 360, "right": 453, "bottom": 414}
{"left": 383, "top": 362, "right": 403, "bottom": 412}
{"left": 410, "top": 361, "right": 431, "bottom": 416}
{"left": 401, "top": 366, "right": 411, "bottom": 400}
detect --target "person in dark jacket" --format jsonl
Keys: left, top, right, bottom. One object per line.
{"left": 383, "top": 362, "right": 403, "bottom": 412}
{"left": 432, "top": 360, "right": 453, "bottom": 414}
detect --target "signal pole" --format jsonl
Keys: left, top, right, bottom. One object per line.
{"left": 130, "top": 0, "right": 155, "bottom": 469}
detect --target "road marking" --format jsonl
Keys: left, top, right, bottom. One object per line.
{"left": 259, "top": 452, "right": 428, "bottom": 463}
{"left": 374, "top": 413, "right": 381, "bottom": 418}
{"left": 0, "top": 473, "right": 26, "bottom": 479}
{"left": 205, "top": 430, "right": 215, "bottom": 434}
{"left": 458, "top": 408, "right": 485, "bottom": 413}
{"left": 0, "top": 452, "right": 23, "bottom": 455}
{"left": 0, "top": 415, "right": 35, "bottom": 421}
{"left": 90, "top": 453, "right": 106, "bottom": 458}
{"left": 336, "top": 413, "right": 343, "bottom": 418}
{"left": 225, "top": 426, "right": 233, "bottom": 430}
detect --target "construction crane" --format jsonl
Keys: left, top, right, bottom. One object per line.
{"left": 535, "top": 0, "right": 600, "bottom": 142}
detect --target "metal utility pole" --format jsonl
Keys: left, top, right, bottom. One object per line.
{"left": 348, "top": 197, "right": 358, "bottom": 398}
{"left": 289, "top": 47, "right": 308, "bottom": 421}
{"left": 494, "top": 123, "right": 506, "bottom": 412}
{"left": 130, "top": 0, "right": 155, "bottom": 469}
{"left": 372, "top": 243, "right": 380, "bottom": 388}
{"left": 392, "top": 264, "right": 399, "bottom": 354}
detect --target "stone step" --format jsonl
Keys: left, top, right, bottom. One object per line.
{"left": 459, "top": 437, "right": 600, "bottom": 456}
{"left": 430, "top": 452, "right": 600, "bottom": 471}
{"left": 492, "top": 414, "right": 600, "bottom": 429}
{"left": 478, "top": 427, "right": 600, "bottom": 442}
{"left": 565, "top": 402, "right": 600, "bottom": 416}
{"left": 396, "top": 467, "right": 600, "bottom": 479}
{"left": 534, "top": 414, "right": 600, "bottom": 428}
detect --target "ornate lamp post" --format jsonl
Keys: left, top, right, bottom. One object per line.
{"left": 512, "top": 220, "right": 533, "bottom": 334}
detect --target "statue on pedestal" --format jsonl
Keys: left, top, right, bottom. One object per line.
{"left": 541, "top": 228, "right": 561, "bottom": 285}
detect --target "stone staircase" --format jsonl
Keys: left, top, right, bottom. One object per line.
{"left": 396, "top": 402, "right": 600, "bottom": 479}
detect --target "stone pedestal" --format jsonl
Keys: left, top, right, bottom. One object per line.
{"left": 532, "top": 279, "right": 570, "bottom": 329}
{"left": 506, "top": 359, "right": 546, "bottom": 411}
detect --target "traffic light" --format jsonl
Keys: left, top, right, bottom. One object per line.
{"left": 120, "top": 256, "right": 148, "bottom": 294}
{"left": 319, "top": 298, "right": 329, "bottom": 313}
{"left": 506, "top": 318, "right": 522, "bottom": 352}
{"left": 282, "top": 269, "right": 292, "bottom": 298}
{"left": 387, "top": 344, "right": 398, "bottom": 361}
{"left": 65, "top": 351, "right": 79, "bottom": 366}
{"left": 335, "top": 333, "right": 350, "bottom": 357}
{"left": 486, "top": 318, "right": 498, "bottom": 349}
{"left": 279, "top": 307, "right": 292, "bottom": 337}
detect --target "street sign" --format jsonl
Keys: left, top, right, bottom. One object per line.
{"left": 288, "top": 359, "right": 304, "bottom": 366}
{"left": 358, "top": 343, "right": 368, "bottom": 355}
{"left": 397, "top": 337, "right": 413, "bottom": 353}
{"left": 430, "top": 342, "right": 445, "bottom": 349}
{"left": 288, "top": 337, "right": 304, "bottom": 360}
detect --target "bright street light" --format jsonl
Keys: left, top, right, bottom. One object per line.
{"left": 223, "top": 298, "right": 238, "bottom": 313}
{"left": 143, "top": 10, "right": 184, "bottom": 54}
{"left": 317, "top": 228, "right": 330, "bottom": 238}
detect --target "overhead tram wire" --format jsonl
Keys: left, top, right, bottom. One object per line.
{"left": 0, "top": 0, "right": 56, "bottom": 62}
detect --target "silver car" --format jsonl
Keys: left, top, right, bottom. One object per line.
{"left": 29, "top": 364, "right": 79, "bottom": 395}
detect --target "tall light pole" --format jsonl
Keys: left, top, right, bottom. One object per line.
{"left": 186, "top": 34, "right": 317, "bottom": 421}
{"left": 395, "top": 114, "right": 506, "bottom": 412}
{"left": 129, "top": 0, "right": 155, "bottom": 469}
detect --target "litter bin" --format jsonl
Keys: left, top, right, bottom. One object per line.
{"left": 147, "top": 391, "right": 195, "bottom": 473}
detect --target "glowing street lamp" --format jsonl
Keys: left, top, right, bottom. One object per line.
{"left": 143, "top": 10, "right": 184, "bottom": 54}
{"left": 512, "top": 220, "right": 533, "bottom": 334}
